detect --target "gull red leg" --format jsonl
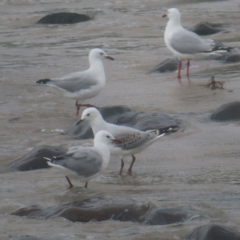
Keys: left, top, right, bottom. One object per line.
{"left": 119, "top": 158, "right": 124, "bottom": 175}
{"left": 65, "top": 176, "right": 73, "bottom": 189}
{"left": 75, "top": 101, "right": 81, "bottom": 116}
{"left": 127, "top": 155, "right": 136, "bottom": 176}
{"left": 75, "top": 101, "right": 96, "bottom": 116}
{"left": 186, "top": 60, "right": 190, "bottom": 77}
{"left": 177, "top": 60, "right": 182, "bottom": 79}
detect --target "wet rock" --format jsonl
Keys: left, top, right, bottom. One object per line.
{"left": 37, "top": 12, "right": 91, "bottom": 24}
{"left": 210, "top": 101, "right": 240, "bottom": 121}
{"left": 185, "top": 224, "right": 240, "bottom": 240}
{"left": 143, "top": 207, "right": 202, "bottom": 225}
{"left": 12, "top": 198, "right": 150, "bottom": 223}
{"left": 13, "top": 236, "right": 47, "bottom": 240}
{"left": 220, "top": 50, "right": 240, "bottom": 63}
{"left": 64, "top": 105, "right": 180, "bottom": 139}
{"left": 147, "top": 57, "right": 179, "bottom": 73}
{"left": 189, "top": 22, "right": 224, "bottom": 36}
{"left": 8, "top": 146, "right": 67, "bottom": 171}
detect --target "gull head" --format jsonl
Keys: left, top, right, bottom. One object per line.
{"left": 89, "top": 48, "right": 114, "bottom": 61}
{"left": 162, "top": 8, "right": 181, "bottom": 21}
{"left": 77, "top": 107, "right": 102, "bottom": 125}
{"left": 94, "top": 130, "right": 116, "bottom": 146}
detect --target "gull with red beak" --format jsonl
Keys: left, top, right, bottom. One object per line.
{"left": 162, "top": 8, "right": 230, "bottom": 79}
{"left": 36, "top": 48, "right": 114, "bottom": 115}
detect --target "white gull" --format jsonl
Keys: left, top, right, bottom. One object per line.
{"left": 162, "top": 8, "right": 230, "bottom": 79}
{"left": 36, "top": 48, "right": 114, "bottom": 115}
{"left": 45, "top": 130, "right": 117, "bottom": 189}
{"left": 77, "top": 107, "right": 171, "bottom": 175}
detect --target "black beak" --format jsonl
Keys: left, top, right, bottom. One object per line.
{"left": 76, "top": 119, "right": 84, "bottom": 126}
{"left": 105, "top": 56, "right": 114, "bottom": 60}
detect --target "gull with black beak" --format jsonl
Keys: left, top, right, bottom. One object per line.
{"left": 162, "top": 8, "right": 230, "bottom": 79}
{"left": 36, "top": 48, "right": 114, "bottom": 115}
{"left": 77, "top": 108, "right": 174, "bottom": 175}
{"left": 45, "top": 130, "right": 118, "bottom": 189}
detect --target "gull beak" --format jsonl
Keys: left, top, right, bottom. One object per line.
{"left": 162, "top": 13, "right": 167, "bottom": 18}
{"left": 112, "top": 138, "right": 122, "bottom": 144}
{"left": 76, "top": 118, "right": 84, "bottom": 126}
{"left": 105, "top": 56, "right": 114, "bottom": 60}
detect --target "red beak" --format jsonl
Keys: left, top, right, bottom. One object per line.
{"left": 105, "top": 56, "right": 114, "bottom": 60}
{"left": 162, "top": 14, "right": 167, "bottom": 18}
{"left": 112, "top": 138, "right": 122, "bottom": 144}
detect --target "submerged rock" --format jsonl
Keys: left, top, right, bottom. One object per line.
{"left": 143, "top": 207, "right": 202, "bottom": 225}
{"left": 64, "top": 105, "right": 180, "bottom": 139}
{"left": 185, "top": 224, "right": 240, "bottom": 240}
{"left": 147, "top": 57, "right": 179, "bottom": 73}
{"left": 208, "top": 48, "right": 240, "bottom": 63}
{"left": 8, "top": 146, "right": 67, "bottom": 171}
{"left": 220, "top": 50, "right": 240, "bottom": 63}
{"left": 189, "top": 22, "right": 225, "bottom": 36}
{"left": 37, "top": 12, "right": 91, "bottom": 24}
{"left": 210, "top": 101, "right": 240, "bottom": 121}
{"left": 12, "top": 198, "right": 150, "bottom": 223}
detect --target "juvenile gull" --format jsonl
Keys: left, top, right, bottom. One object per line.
{"left": 77, "top": 108, "right": 172, "bottom": 175}
{"left": 45, "top": 130, "right": 117, "bottom": 189}
{"left": 162, "top": 8, "right": 230, "bottom": 79}
{"left": 36, "top": 48, "right": 114, "bottom": 115}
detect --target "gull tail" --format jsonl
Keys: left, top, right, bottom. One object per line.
{"left": 212, "top": 46, "right": 232, "bottom": 52}
{"left": 158, "top": 125, "right": 178, "bottom": 135}
{"left": 43, "top": 157, "right": 53, "bottom": 165}
{"left": 209, "top": 46, "right": 233, "bottom": 55}
{"left": 44, "top": 156, "right": 67, "bottom": 170}
{"left": 36, "top": 78, "right": 51, "bottom": 84}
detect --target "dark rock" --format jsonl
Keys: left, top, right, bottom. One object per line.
{"left": 148, "top": 57, "right": 179, "bottom": 74}
{"left": 8, "top": 146, "right": 67, "bottom": 171}
{"left": 144, "top": 207, "right": 202, "bottom": 225}
{"left": 64, "top": 105, "right": 180, "bottom": 139}
{"left": 12, "top": 198, "right": 150, "bottom": 223}
{"left": 220, "top": 51, "right": 240, "bottom": 63}
{"left": 189, "top": 22, "right": 224, "bottom": 36}
{"left": 185, "top": 224, "right": 240, "bottom": 240}
{"left": 210, "top": 101, "right": 240, "bottom": 121}
{"left": 13, "top": 236, "right": 47, "bottom": 240}
{"left": 37, "top": 12, "right": 91, "bottom": 24}
{"left": 221, "top": 54, "right": 240, "bottom": 62}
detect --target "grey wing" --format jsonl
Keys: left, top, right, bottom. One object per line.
{"left": 114, "top": 132, "right": 151, "bottom": 150}
{"left": 170, "top": 29, "right": 213, "bottom": 54}
{"left": 48, "top": 73, "right": 97, "bottom": 93}
{"left": 107, "top": 123, "right": 141, "bottom": 138}
{"left": 52, "top": 149, "right": 103, "bottom": 177}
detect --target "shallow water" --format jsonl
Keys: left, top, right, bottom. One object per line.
{"left": 1, "top": 0, "right": 240, "bottom": 239}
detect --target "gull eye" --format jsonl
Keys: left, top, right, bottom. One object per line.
{"left": 106, "top": 135, "right": 110, "bottom": 138}
{"left": 100, "top": 52, "right": 104, "bottom": 55}
{"left": 87, "top": 113, "right": 90, "bottom": 116}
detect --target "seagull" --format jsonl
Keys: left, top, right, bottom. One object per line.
{"left": 77, "top": 107, "right": 174, "bottom": 175}
{"left": 45, "top": 130, "right": 118, "bottom": 189}
{"left": 36, "top": 48, "right": 114, "bottom": 115}
{"left": 162, "top": 8, "right": 230, "bottom": 79}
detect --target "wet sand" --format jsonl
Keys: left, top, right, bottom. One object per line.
{"left": 0, "top": 0, "right": 240, "bottom": 239}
